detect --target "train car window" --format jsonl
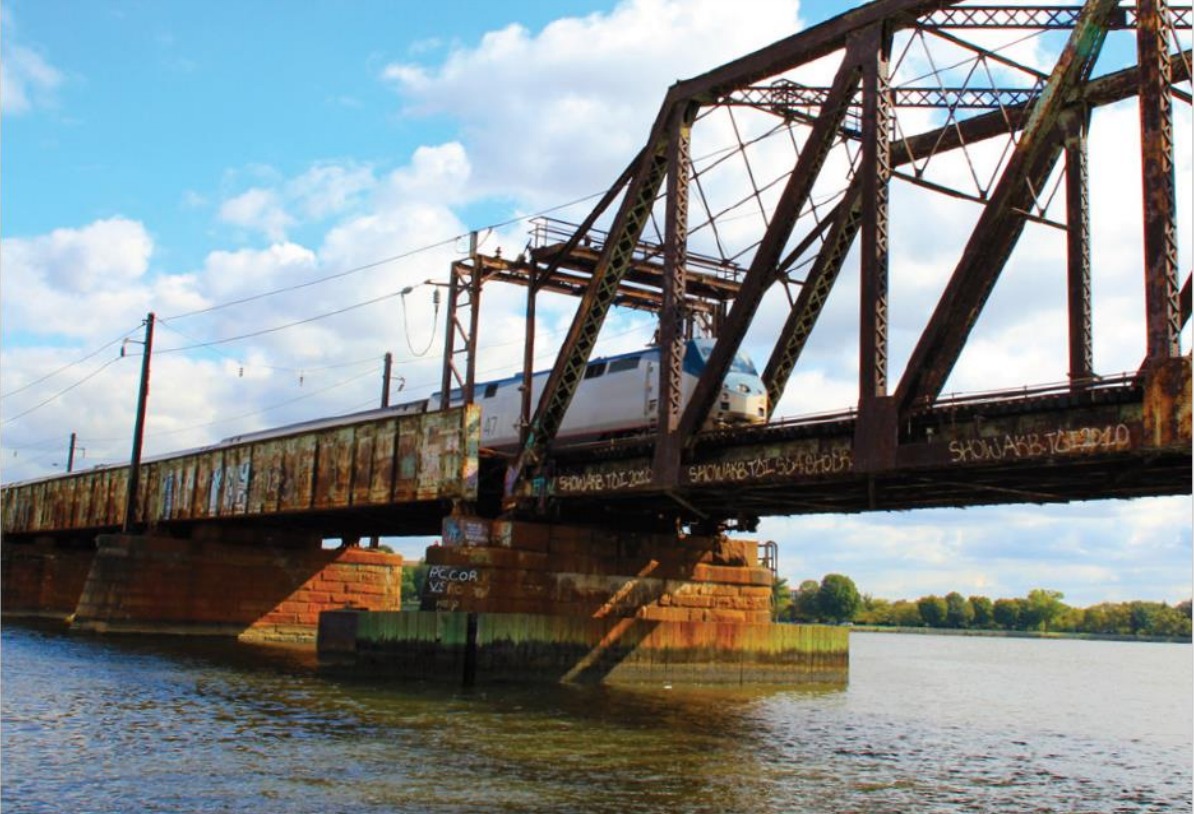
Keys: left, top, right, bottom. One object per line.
{"left": 584, "top": 362, "right": 607, "bottom": 379}
{"left": 608, "top": 357, "right": 639, "bottom": 373}
{"left": 483, "top": 383, "right": 498, "bottom": 398}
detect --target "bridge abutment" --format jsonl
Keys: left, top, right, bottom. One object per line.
{"left": 320, "top": 517, "right": 848, "bottom": 685}
{"left": 2, "top": 529, "right": 404, "bottom": 642}
{"left": 1, "top": 538, "right": 96, "bottom": 619}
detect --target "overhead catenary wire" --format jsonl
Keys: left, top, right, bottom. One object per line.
{"left": 1, "top": 355, "right": 126, "bottom": 426}
{"left": 0, "top": 327, "right": 140, "bottom": 401}
{"left": 159, "top": 189, "right": 608, "bottom": 324}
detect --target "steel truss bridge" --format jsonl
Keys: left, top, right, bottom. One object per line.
{"left": 2, "top": 0, "right": 1191, "bottom": 542}
{"left": 428, "top": 0, "right": 1193, "bottom": 532}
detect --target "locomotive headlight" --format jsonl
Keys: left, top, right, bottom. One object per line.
{"left": 737, "top": 383, "right": 751, "bottom": 393}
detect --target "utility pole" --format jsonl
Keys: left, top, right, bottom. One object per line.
{"left": 381, "top": 351, "right": 393, "bottom": 408}
{"left": 67, "top": 432, "right": 77, "bottom": 473}
{"left": 122, "top": 312, "right": 155, "bottom": 534}
{"left": 370, "top": 351, "right": 393, "bottom": 549}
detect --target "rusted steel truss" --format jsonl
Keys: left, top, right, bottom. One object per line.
{"left": 487, "top": 0, "right": 1191, "bottom": 515}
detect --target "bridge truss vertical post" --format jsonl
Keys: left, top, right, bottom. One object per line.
{"left": 1063, "top": 109, "right": 1095, "bottom": 389}
{"left": 520, "top": 266, "right": 541, "bottom": 450}
{"left": 854, "top": 23, "right": 898, "bottom": 475}
{"left": 858, "top": 22, "right": 892, "bottom": 408}
{"left": 1136, "top": 0, "right": 1182, "bottom": 363}
{"left": 440, "top": 233, "right": 482, "bottom": 410}
{"left": 653, "top": 102, "right": 698, "bottom": 490}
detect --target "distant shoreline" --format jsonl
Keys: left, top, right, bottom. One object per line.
{"left": 848, "top": 625, "right": 1191, "bottom": 644}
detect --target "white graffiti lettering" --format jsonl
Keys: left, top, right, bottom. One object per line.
{"left": 555, "top": 467, "right": 653, "bottom": 493}
{"left": 948, "top": 423, "right": 1131, "bottom": 464}
{"left": 686, "top": 449, "right": 853, "bottom": 485}
{"left": 425, "top": 565, "right": 481, "bottom": 596}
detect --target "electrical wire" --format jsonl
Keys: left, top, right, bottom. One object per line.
{"left": 156, "top": 288, "right": 410, "bottom": 353}
{"left": 160, "top": 238, "right": 461, "bottom": 321}
{"left": 155, "top": 318, "right": 378, "bottom": 374}
{"left": 1, "top": 355, "right": 125, "bottom": 426}
{"left": 400, "top": 287, "right": 440, "bottom": 357}
{"left": 0, "top": 327, "right": 139, "bottom": 400}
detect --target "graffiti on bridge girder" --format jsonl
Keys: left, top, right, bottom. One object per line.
{"left": 946, "top": 423, "right": 1133, "bottom": 464}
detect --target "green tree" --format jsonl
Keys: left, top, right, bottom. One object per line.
{"left": 1150, "top": 604, "right": 1193, "bottom": 638}
{"left": 890, "top": 599, "right": 924, "bottom": 627}
{"left": 945, "top": 592, "right": 974, "bottom": 629}
{"left": 1023, "top": 588, "right": 1066, "bottom": 632}
{"left": 401, "top": 561, "right": 430, "bottom": 609}
{"left": 992, "top": 597, "right": 1022, "bottom": 629}
{"left": 855, "top": 595, "right": 893, "bottom": 626}
{"left": 969, "top": 595, "right": 994, "bottom": 628}
{"left": 817, "top": 573, "right": 862, "bottom": 623}
{"left": 787, "top": 579, "right": 822, "bottom": 622}
{"left": 917, "top": 595, "right": 948, "bottom": 628}
{"left": 772, "top": 577, "right": 792, "bottom": 621}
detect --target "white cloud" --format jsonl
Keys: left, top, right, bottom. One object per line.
{"left": 1, "top": 42, "right": 63, "bottom": 115}
{"left": 381, "top": 0, "right": 803, "bottom": 204}
{"left": 0, "top": 218, "right": 154, "bottom": 338}
{"left": 218, "top": 188, "right": 295, "bottom": 241}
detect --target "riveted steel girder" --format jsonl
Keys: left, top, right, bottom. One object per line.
{"left": 507, "top": 111, "right": 674, "bottom": 495}
{"left": 676, "top": 34, "right": 871, "bottom": 442}
{"left": 760, "top": 46, "right": 1191, "bottom": 426}
{"left": 1137, "top": 0, "right": 1183, "bottom": 361}
{"left": 894, "top": 0, "right": 1122, "bottom": 414}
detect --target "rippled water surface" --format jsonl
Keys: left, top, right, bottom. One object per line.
{"left": 2, "top": 624, "right": 1190, "bottom": 813}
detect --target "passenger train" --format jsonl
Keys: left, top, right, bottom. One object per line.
{"left": 222, "top": 338, "right": 768, "bottom": 451}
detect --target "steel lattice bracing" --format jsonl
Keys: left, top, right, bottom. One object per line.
{"left": 488, "top": 0, "right": 1191, "bottom": 523}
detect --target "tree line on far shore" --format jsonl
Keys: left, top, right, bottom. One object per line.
{"left": 775, "top": 574, "right": 1193, "bottom": 640}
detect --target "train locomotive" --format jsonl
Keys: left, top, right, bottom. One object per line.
{"left": 223, "top": 338, "right": 768, "bottom": 451}
{"left": 462, "top": 338, "right": 768, "bottom": 449}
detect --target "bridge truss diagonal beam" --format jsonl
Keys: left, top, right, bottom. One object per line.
{"left": 894, "top": 0, "right": 1123, "bottom": 414}
{"left": 759, "top": 45, "right": 1189, "bottom": 412}
{"left": 494, "top": 0, "right": 1191, "bottom": 519}
{"left": 507, "top": 112, "right": 675, "bottom": 496}
{"left": 675, "top": 33, "right": 871, "bottom": 444}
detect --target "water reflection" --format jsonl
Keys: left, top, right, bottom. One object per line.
{"left": 3, "top": 621, "right": 1189, "bottom": 814}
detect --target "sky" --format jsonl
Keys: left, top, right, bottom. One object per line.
{"left": 1, "top": 0, "right": 1190, "bottom": 608}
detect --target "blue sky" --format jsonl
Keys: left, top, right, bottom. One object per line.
{"left": 2, "top": 0, "right": 1190, "bottom": 607}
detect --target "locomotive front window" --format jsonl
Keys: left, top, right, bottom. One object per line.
{"left": 608, "top": 357, "right": 640, "bottom": 373}
{"left": 584, "top": 362, "right": 607, "bottom": 379}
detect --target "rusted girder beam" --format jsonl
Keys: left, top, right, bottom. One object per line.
{"left": 1063, "top": 108, "right": 1095, "bottom": 388}
{"left": 919, "top": 4, "right": 1190, "bottom": 28}
{"left": 760, "top": 47, "right": 1190, "bottom": 415}
{"left": 669, "top": 0, "right": 959, "bottom": 104}
{"left": 654, "top": 103, "right": 699, "bottom": 489}
{"left": 508, "top": 106, "right": 675, "bottom": 497}
{"left": 728, "top": 81, "right": 1043, "bottom": 115}
{"left": 1137, "top": 0, "right": 1183, "bottom": 363}
{"left": 894, "top": 0, "right": 1122, "bottom": 415}
{"left": 676, "top": 31, "right": 871, "bottom": 443}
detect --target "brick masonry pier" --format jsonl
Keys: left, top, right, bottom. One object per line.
{"left": 318, "top": 517, "right": 848, "bottom": 685}
{"left": 2, "top": 529, "right": 403, "bottom": 643}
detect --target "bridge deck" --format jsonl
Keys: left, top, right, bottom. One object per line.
{"left": 3, "top": 361, "right": 1189, "bottom": 540}
{"left": 520, "top": 366, "right": 1191, "bottom": 526}
{"left": 1, "top": 406, "right": 480, "bottom": 540}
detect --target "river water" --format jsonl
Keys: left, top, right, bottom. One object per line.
{"left": 2, "top": 622, "right": 1189, "bottom": 813}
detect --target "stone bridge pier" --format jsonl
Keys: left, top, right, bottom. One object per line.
{"left": 319, "top": 516, "right": 847, "bottom": 685}
{"left": 2, "top": 525, "right": 403, "bottom": 642}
